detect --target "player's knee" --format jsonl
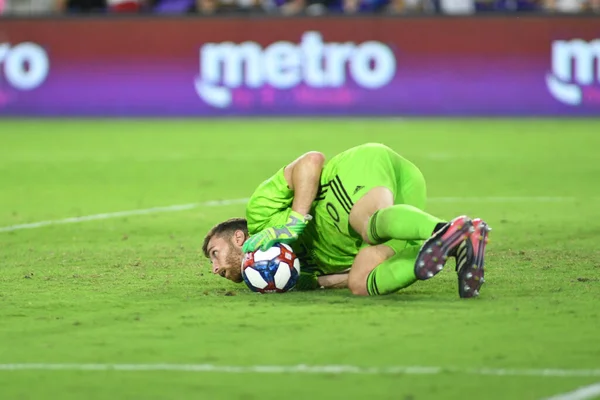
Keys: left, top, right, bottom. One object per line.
{"left": 348, "top": 275, "right": 369, "bottom": 296}
{"left": 348, "top": 245, "right": 393, "bottom": 296}
{"left": 303, "top": 151, "right": 326, "bottom": 167}
{"left": 348, "top": 255, "right": 370, "bottom": 296}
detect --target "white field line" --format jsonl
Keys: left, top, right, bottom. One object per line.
{"left": 0, "top": 364, "right": 599, "bottom": 378}
{"left": 542, "top": 382, "right": 600, "bottom": 400}
{"left": 0, "top": 196, "right": 583, "bottom": 234}
{"left": 0, "top": 198, "right": 250, "bottom": 233}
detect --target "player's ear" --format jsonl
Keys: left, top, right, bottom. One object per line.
{"left": 232, "top": 229, "right": 246, "bottom": 247}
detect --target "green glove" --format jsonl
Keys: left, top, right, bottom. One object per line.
{"left": 242, "top": 210, "right": 311, "bottom": 253}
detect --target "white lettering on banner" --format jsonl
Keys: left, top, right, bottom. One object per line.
{"left": 546, "top": 39, "right": 600, "bottom": 106}
{"left": 194, "top": 32, "right": 397, "bottom": 109}
{"left": 0, "top": 42, "right": 49, "bottom": 91}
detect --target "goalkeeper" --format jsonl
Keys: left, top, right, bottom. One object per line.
{"left": 202, "top": 143, "right": 490, "bottom": 298}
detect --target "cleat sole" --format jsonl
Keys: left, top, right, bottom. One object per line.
{"left": 414, "top": 216, "right": 473, "bottom": 281}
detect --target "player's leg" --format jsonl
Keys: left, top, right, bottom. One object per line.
{"left": 348, "top": 241, "right": 420, "bottom": 296}
{"left": 346, "top": 184, "right": 447, "bottom": 296}
{"left": 365, "top": 155, "right": 473, "bottom": 280}
{"left": 345, "top": 150, "right": 473, "bottom": 294}
{"left": 349, "top": 186, "right": 446, "bottom": 245}
{"left": 348, "top": 198, "right": 467, "bottom": 296}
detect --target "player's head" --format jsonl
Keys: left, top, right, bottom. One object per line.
{"left": 202, "top": 218, "right": 248, "bottom": 283}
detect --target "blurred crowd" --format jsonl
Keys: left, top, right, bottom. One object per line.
{"left": 0, "top": 0, "right": 598, "bottom": 16}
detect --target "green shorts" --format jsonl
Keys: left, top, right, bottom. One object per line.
{"left": 301, "top": 143, "right": 428, "bottom": 275}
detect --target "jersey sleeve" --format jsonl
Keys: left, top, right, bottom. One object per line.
{"left": 245, "top": 167, "right": 294, "bottom": 235}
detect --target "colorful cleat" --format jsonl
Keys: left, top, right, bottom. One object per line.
{"left": 456, "top": 218, "right": 491, "bottom": 298}
{"left": 414, "top": 215, "right": 474, "bottom": 280}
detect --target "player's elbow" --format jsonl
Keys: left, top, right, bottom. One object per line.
{"left": 302, "top": 151, "right": 326, "bottom": 168}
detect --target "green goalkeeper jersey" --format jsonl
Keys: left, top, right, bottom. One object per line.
{"left": 245, "top": 165, "right": 358, "bottom": 277}
{"left": 246, "top": 143, "right": 411, "bottom": 277}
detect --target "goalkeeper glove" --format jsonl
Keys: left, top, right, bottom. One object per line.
{"left": 242, "top": 210, "right": 312, "bottom": 253}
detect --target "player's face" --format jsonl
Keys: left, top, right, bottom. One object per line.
{"left": 206, "top": 233, "right": 244, "bottom": 283}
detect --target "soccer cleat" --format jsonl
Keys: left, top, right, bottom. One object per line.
{"left": 414, "top": 216, "right": 474, "bottom": 280}
{"left": 456, "top": 218, "right": 491, "bottom": 298}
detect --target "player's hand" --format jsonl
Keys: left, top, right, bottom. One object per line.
{"left": 242, "top": 211, "right": 312, "bottom": 253}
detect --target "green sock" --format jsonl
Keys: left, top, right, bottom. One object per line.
{"left": 367, "top": 204, "right": 444, "bottom": 244}
{"left": 366, "top": 245, "right": 420, "bottom": 296}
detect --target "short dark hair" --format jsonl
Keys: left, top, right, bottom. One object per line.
{"left": 202, "top": 218, "right": 248, "bottom": 258}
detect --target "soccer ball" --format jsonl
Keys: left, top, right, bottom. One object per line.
{"left": 242, "top": 243, "right": 300, "bottom": 293}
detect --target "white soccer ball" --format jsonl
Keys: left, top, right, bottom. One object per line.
{"left": 242, "top": 243, "right": 301, "bottom": 293}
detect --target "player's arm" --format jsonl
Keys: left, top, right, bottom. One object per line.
{"left": 317, "top": 273, "right": 349, "bottom": 289}
{"left": 244, "top": 151, "right": 325, "bottom": 253}
{"left": 283, "top": 151, "right": 325, "bottom": 216}
{"left": 296, "top": 272, "right": 349, "bottom": 291}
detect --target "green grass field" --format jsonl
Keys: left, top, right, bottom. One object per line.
{"left": 1, "top": 119, "right": 599, "bottom": 400}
